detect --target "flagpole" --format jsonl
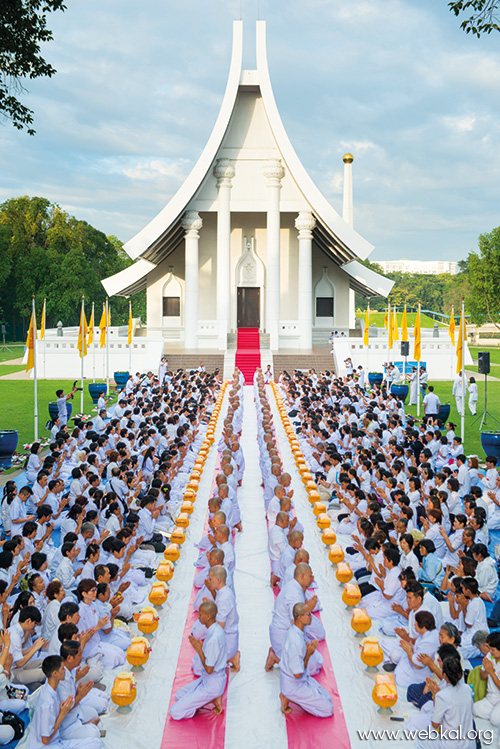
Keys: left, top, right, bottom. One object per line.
{"left": 365, "top": 303, "right": 369, "bottom": 389}
{"left": 33, "top": 297, "right": 38, "bottom": 440}
{"left": 128, "top": 300, "right": 132, "bottom": 373}
{"left": 42, "top": 299, "right": 46, "bottom": 380}
{"left": 81, "top": 297, "right": 85, "bottom": 414}
{"left": 92, "top": 302, "right": 96, "bottom": 383}
{"left": 416, "top": 304, "right": 421, "bottom": 418}
{"left": 461, "top": 298, "right": 466, "bottom": 442}
{"left": 106, "top": 298, "right": 110, "bottom": 392}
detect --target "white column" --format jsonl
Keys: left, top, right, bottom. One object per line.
{"left": 295, "top": 211, "right": 316, "bottom": 350}
{"left": 264, "top": 159, "right": 285, "bottom": 350}
{"left": 182, "top": 210, "right": 202, "bottom": 349}
{"left": 343, "top": 153, "right": 355, "bottom": 330}
{"left": 214, "top": 158, "right": 235, "bottom": 350}
{"left": 342, "top": 153, "right": 354, "bottom": 228}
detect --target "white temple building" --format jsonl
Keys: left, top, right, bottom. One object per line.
{"left": 102, "top": 21, "right": 393, "bottom": 354}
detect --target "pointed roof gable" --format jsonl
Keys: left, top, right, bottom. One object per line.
{"left": 102, "top": 20, "right": 392, "bottom": 299}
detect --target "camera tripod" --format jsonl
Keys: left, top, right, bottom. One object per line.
{"left": 472, "top": 371, "right": 500, "bottom": 431}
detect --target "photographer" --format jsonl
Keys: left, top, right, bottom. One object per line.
{"left": 56, "top": 384, "right": 78, "bottom": 426}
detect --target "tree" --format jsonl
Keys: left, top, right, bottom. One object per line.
{"left": 448, "top": 0, "right": 500, "bottom": 37}
{"left": 0, "top": 196, "right": 145, "bottom": 338}
{"left": 0, "top": 1, "right": 66, "bottom": 135}
{"left": 467, "top": 226, "right": 500, "bottom": 329}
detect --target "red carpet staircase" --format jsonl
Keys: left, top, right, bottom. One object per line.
{"left": 235, "top": 328, "right": 261, "bottom": 384}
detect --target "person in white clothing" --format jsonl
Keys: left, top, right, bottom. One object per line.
{"left": 268, "top": 512, "right": 289, "bottom": 587}
{"left": 452, "top": 371, "right": 465, "bottom": 417}
{"left": 416, "top": 656, "right": 475, "bottom": 749}
{"left": 467, "top": 376, "right": 478, "bottom": 415}
{"left": 30, "top": 654, "right": 101, "bottom": 749}
{"left": 471, "top": 544, "right": 498, "bottom": 600}
{"left": 423, "top": 386, "right": 440, "bottom": 422}
{"left": 472, "top": 631, "right": 500, "bottom": 735}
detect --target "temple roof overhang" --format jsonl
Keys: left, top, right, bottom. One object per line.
{"left": 102, "top": 20, "right": 391, "bottom": 300}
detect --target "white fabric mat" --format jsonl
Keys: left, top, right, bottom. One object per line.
{"left": 224, "top": 386, "right": 288, "bottom": 749}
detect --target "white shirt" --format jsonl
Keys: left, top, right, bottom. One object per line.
{"left": 423, "top": 392, "right": 440, "bottom": 414}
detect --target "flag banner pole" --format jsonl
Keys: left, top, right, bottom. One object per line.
{"left": 415, "top": 304, "right": 421, "bottom": 419}
{"left": 81, "top": 298, "right": 85, "bottom": 414}
{"left": 461, "top": 299, "right": 466, "bottom": 441}
{"left": 128, "top": 300, "right": 132, "bottom": 372}
{"left": 33, "top": 297, "right": 38, "bottom": 440}
{"left": 42, "top": 299, "right": 46, "bottom": 379}
{"left": 364, "top": 303, "right": 369, "bottom": 388}
{"left": 417, "top": 363, "right": 420, "bottom": 418}
{"left": 92, "top": 302, "right": 96, "bottom": 383}
{"left": 106, "top": 299, "right": 110, "bottom": 392}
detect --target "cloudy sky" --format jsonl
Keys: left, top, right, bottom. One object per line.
{"left": 2, "top": 0, "right": 499, "bottom": 262}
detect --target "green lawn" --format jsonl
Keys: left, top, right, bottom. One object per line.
{"left": 0, "top": 380, "right": 100, "bottom": 449}
{"left": 467, "top": 346, "right": 500, "bottom": 374}
{"left": 356, "top": 312, "right": 446, "bottom": 328}
{"left": 405, "top": 379, "right": 500, "bottom": 458}
{"left": 0, "top": 364, "right": 26, "bottom": 376}
{"left": 0, "top": 345, "right": 24, "bottom": 363}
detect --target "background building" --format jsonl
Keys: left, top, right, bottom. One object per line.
{"left": 376, "top": 259, "right": 457, "bottom": 275}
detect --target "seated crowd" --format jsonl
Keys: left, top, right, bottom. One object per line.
{"left": 271, "top": 367, "right": 500, "bottom": 745}
{"left": 0, "top": 367, "right": 222, "bottom": 746}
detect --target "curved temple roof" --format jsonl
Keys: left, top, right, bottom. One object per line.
{"left": 102, "top": 20, "right": 393, "bottom": 299}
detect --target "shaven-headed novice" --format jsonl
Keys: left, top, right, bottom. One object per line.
{"left": 280, "top": 603, "right": 333, "bottom": 718}
{"left": 170, "top": 601, "right": 227, "bottom": 720}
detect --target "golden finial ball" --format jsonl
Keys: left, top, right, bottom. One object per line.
{"left": 343, "top": 153, "right": 354, "bottom": 164}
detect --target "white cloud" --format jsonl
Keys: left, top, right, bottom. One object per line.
{"left": 442, "top": 115, "right": 476, "bottom": 133}
{"left": 1, "top": 0, "right": 499, "bottom": 263}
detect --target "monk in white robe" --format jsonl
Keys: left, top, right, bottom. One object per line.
{"left": 192, "top": 566, "right": 240, "bottom": 672}
{"left": 266, "top": 563, "right": 324, "bottom": 672}
{"left": 170, "top": 601, "right": 227, "bottom": 720}
{"left": 280, "top": 603, "right": 333, "bottom": 718}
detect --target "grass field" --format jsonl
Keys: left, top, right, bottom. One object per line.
{"left": 356, "top": 312, "right": 446, "bottom": 328}
{"left": 405, "top": 379, "right": 500, "bottom": 458}
{"left": 0, "top": 380, "right": 98, "bottom": 449}
{"left": 0, "top": 345, "right": 24, "bottom": 363}
{"left": 467, "top": 346, "right": 500, "bottom": 374}
{"left": 0, "top": 364, "right": 25, "bottom": 376}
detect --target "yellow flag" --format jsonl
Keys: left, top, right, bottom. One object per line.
{"left": 363, "top": 304, "right": 370, "bottom": 346}
{"left": 40, "top": 300, "right": 46, "bottom": 340}
{"left": 388, "top": 302, "right": 393, "bottom": 349}
{"left": 108, "top": 306, "right": 111, "bottom": 326}
{"left": 77, "top": 303, "right": 88, "bottom": 358}
{"left": 401, "top": 304, "right": 408, "bottom": 342}
{"left": 449, "top": 307, "right": 456, "bottom": 347}
{"left": 456, "top": 306, "right": 465, "bottom": 374}
{"left": 384, "top": 308, "right": 388, "bottom": 329}
{"left": 25, "top": 305, "right": 37, "bottom": 373}
{"left": 393, "top": 307, "right": 399, "bottom": 342}
{"left": 127, "top": 302, "right": 133, "bottom": 345}
{"left": 88, "top": 305, "right": 94, "bottom": 346}
{"left": 413, "top": 304, "right": 421, "bottom": 361}
{"left": 99, "top": 304, "right": 107, "bottom": 348}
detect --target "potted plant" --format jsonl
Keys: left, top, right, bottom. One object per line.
{"left": 0, "top": 430, "right": 19, "bottom": 468}
{"left": 88, "top": 382, "right": 107, "bottom": 405}
{"left": 368, "top": 372, "right": 384, "bottom": 388}
{"left": 391, "top": 384, "right": 409, "bottom": 403}
{"left": 48, "top": 401, "right": 72, "bottom": 422}
{"left": 114, "top": 371, "right": 129, "bottom": 391}
{"left": 437, "top": 404, "right": 451, "bottom": 424}
{"left": 481, "top": 432, "right": 500, "bottom": 462}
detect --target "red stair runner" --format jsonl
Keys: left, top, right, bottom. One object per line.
{"left": 235, "top": 327, "right": 261, "bottom": 384}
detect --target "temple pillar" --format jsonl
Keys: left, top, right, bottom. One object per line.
{"left": 264, "top": 159, "right": 285, "bottom": 350}
{"left": 295, "top": 211, "right": 316, "bottom": 350}
{"left": 214, "top": 159, "right": 235, "bottom": 350}
{"left": 182, "top": 211, "right": 202, "bottom": 349}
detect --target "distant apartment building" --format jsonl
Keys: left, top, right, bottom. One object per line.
{"left": 376, "top": 259, "right": 457, "bottom": 275}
